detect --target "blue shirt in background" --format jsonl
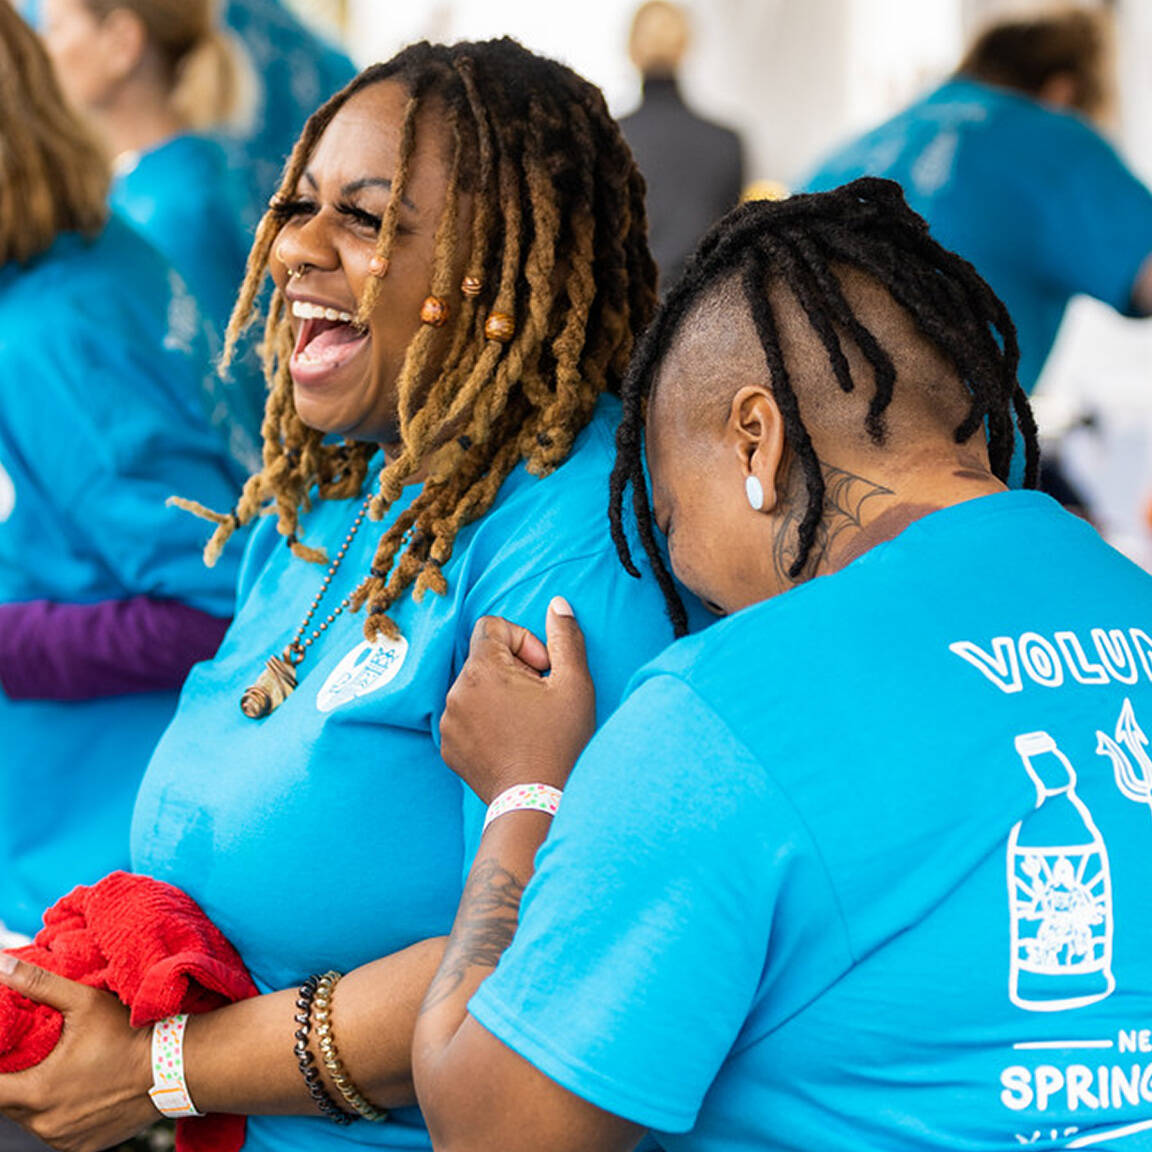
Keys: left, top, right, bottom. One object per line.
{"left": 112, "top": 135, "right": 250, "bottom": 337}
{"left": 132, "top": 395, "right": 684, "bottom": 1152}
{"left": 111, "top": 134, "right": 263, "bottom": 469}
{"left": 222, "top": 0, "right": 357, "bottom": 228}
{"left": 0, "top": 217, "right": 245, "bottom": 937}
{"left": 805, "top": 79, "right": 1152, "bottom": 393}
{"left": 475, "top": 492, "right": 1152, "bottom": 1151}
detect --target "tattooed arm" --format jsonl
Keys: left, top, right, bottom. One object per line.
{"left": 413, "top": 603, "right": 642, "bottom": 1152}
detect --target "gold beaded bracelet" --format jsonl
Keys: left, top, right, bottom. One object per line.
{"left": 312, "top": 971, "right": 390, "bottom": 1123}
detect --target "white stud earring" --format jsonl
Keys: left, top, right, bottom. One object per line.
{"left": 745, "top": 475, "right": 764, "bottom": 511}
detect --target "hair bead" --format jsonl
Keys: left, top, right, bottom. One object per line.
{"left": 460, "top": 275, "right": 483, "bottom": 297}
{"left": 369, "top": 255, "right": 390, "bottom": 278}
{"left": 420, "top": 296, "right": 450, "bottom": 327}
{"left": 483, "top": 312, "right": 515, "bottom": 342}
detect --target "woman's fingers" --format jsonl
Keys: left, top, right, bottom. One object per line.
{"left": 543, "top": 597, "right": 589, "bottom": 685}
{"left": 0, "top": 954, "right": 90, "bottom": 1013}
{"left": 469, "top": 615, "right": 550, "bottom": 673}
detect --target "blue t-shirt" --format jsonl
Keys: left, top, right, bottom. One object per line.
{"left": 0, "top": 219, "right": 245, "bottom": 937}
{"left": 805, "top": 79, "right": 1152, "bottom": 393}
{"left": 222, "top": 0, "right": 357, "bottom": 229}
{"left": 131, "top": 395, "right": 682, "bottom": 1152}
{"left": 112, "top": 135, "right": 263, "bottom": 470}
{"left": 474, "top": 491, "right": 1152, "bottom": 1151}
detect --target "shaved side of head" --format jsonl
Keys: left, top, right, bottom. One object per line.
{"left": 655, "top": 265, "right": 977, "bottom": 465}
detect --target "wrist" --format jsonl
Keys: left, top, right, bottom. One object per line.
{"left": 147, "top": 1014, "right": 204, "bottom": 1118}
{"left": 130, "top": 1017, "right": 158, "bottom": 1115}
{"left": 483, "top": 783, "right": 562, "bottom": 834}
{"left": 476, "top": 758, "right": 577, "bottom": 805}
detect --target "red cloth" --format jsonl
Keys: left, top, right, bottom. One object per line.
{"left": 0, "top": 871, "right": 258, "bottom": 1152}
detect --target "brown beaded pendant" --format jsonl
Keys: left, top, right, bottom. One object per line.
{"left": 239, "top": 496, "right": 371, "bottom": 720}
{"left": 240, "top": 655, "right": 298, "bottom": 719}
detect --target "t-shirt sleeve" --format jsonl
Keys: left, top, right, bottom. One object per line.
{"left": 456, "top": 548, "right": 678, "bottom": 863}
{"left": 467, "top": 675, "right": 788, "bottom": 1133}
{"left": 1037, "top": 125, "right": 1152, "bottom": 315}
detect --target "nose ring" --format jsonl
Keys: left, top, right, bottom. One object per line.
{"left": 276, "top": 245, "right": 307, "bottom": 280}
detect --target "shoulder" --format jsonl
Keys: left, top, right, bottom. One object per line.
{"left": 478, "top": 394, "right": 620, "bottom": 551}
{"left": 0, "top": 222, "right": 165, "bottom": 340}
{"left": 950, "top": 78, "right": 1125, "bottom": 168}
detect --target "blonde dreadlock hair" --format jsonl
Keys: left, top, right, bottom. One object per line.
{"left": 189, "top": 38, "right": 656, "bottom": 641}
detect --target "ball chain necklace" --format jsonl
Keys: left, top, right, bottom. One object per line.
{"left": 240, "top": 495, "right": 373, "bottom": 719}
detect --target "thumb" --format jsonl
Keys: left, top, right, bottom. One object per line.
{"left": 0, "top": 953, "right": 88, "bottom": 1012}
{"left": 544, "top": 597, "right": 589, "bottom": 682}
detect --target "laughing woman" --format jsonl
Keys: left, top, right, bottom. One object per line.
{"left": 0, "top": 37, "right": 685, "bottom": 1152}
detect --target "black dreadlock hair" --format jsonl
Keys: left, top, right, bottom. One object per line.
{"left": 609, "top": 176, "right": 1040, "bottom": 636}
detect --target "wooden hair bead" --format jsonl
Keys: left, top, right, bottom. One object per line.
{"left": 420, "top": 296, "right": 449, "bottom": 327}
{"left": 484, "top": 312, "right": 515, "bottom": 343}
{"left": 460, "top": 275, "right": 483, "bottom": 297}
{"left": 368, "top": 255, "right": 390, "bottom": 278}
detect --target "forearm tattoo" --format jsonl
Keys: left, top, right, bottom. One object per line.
{"left": 422, "top": 859, "right": 526, "bottom": 1013}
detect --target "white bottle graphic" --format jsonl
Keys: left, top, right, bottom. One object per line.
{"left": 1007, "top": 731, "right": 1114, "bottom": 1012}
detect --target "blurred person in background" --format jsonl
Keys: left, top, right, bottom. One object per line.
{"left": 0, "top": 0, "right": 243, "bottom": 962}
{"left": 41, "top": 0, "right": 253, "bottom": 333}
{"left": 805, "top": 7, "right": 1152, "bottom": 402}
{"left": 620, "top": 0, "right": 744, "bottom": 291}
{"left": 41, "top": 0, "right": 264, "bottom": 466}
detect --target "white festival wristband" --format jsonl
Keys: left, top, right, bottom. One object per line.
{"left": 482, "top": 783, "right": 563, "bottom": 833}
{"left": 148, "top": 1013, "right": 204, "bottom": 1119}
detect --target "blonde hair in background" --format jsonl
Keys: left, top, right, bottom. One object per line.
{"left": 629, "top": 1, "right": 690, "bottom": 78}
{"left": 0, "top": 1, "right": 109, "bottom": 264}
{"left": 83, "top": 0, "right": 256, "bottom": 133}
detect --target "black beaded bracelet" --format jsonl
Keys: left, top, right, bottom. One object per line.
{"left": 293, "top": 972, "right": 356, "bottom": 1125}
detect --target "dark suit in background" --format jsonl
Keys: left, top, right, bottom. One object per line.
{"left": 620, "top": 75, "right": 744, "bottom": 291}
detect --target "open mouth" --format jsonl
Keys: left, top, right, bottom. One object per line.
{"left": 290, "top": 300, "right": 370, "bottom": 378}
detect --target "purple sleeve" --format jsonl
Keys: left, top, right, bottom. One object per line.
{"left": 0, "top": 597, "right": 231, "bottom": 701}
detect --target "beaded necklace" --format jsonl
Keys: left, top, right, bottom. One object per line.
{"left": 240, "top": 495, "right": 372, "bottom": 719}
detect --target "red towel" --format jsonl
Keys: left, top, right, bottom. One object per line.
{"left": 0, "top": 871, "right": 258, "bottom": 1152}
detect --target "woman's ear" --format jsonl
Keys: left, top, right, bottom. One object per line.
{"left": 727, "top": 385, "right": 786, "bottom": 513}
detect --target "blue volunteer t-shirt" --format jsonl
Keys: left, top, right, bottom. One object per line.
{"left": 131, "top": 395, "right": 682, "bottom": 1152}
{"left": 112, "top": 134, "right": 263, "bottom": 470}
{"left": 805, "top": 79, "right": 1152, "bottom": 393}
{"left": 0, "top": 218, "right": 245, "bottom": 937}
{"left": 474, "top": 491, "right": 1152, "bottom": 1151}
